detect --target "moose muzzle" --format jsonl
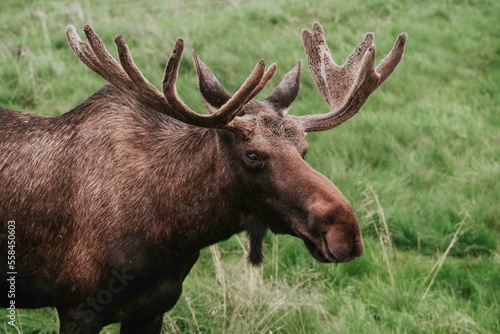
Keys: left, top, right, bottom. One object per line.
{"left": 287, "top": 164, "right": 364, "bottom": 263}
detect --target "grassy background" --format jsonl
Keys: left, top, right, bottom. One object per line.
{"left": 1, "top": 0, "right": 499, "bottom": 333}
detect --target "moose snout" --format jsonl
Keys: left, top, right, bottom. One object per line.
{"left": 324, "top": 220, "right": 364, "bottom": 263}
{"left": 304, "top": 196, "right": 364, "bottom": 263}
{"left": 288, "top": 165, "right": 365, "bottom": 263}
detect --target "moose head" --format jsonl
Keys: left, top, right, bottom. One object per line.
{"left": 66, "top": 22, "right": 406, "bottom": 266}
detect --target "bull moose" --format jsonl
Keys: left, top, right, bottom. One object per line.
{"left": 0, "top": 22, "right": 406, "bottom": 333}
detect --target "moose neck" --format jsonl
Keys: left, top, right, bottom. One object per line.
{"left": 77, "top": 86, "right": 249, "bottom": 255}
{"left": 151, "top": 123, "right": 246, "bottom": 252}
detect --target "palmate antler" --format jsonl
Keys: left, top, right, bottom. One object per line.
{"left": 66, "top": 25, "right": 276, "bottom": 128}
{"left": 299, "top": 22, "right": 407, "bottom": 132}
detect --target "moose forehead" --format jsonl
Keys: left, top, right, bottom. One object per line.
{"left": 245, "top": 113, "right": 307, "bottom": 156}
{"left": 257, "top": 114, "right": 304, "bottom": 140}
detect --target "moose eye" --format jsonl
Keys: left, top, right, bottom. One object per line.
{"left": 246, "top": 152, "right": 258, "bottom": 161}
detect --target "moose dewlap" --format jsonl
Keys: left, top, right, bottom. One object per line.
{"left": 0, "top": 22, "right": 406, "bottom": 333}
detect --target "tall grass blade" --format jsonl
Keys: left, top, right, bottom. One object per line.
{"left": 209, "top": 244, "right": 227, "bottom": 333}
{"left": 362, "top": 184, "right": 395, "bottom": 287}
{"left": 420, "top": 212, "right": 469, "bottom": 301}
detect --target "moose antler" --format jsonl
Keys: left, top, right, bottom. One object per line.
{"left": 66, "top": 25, "right": 276, "bottom": 128}
{"left": 299, "top": 22, "right": 407, "bottom": 132}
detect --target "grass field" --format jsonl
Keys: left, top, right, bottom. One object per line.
{"left": 1, "top": 0, "right": 499, "bottom": 333}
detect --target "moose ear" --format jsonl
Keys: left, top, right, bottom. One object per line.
{"left": 264, "top": 60, "right": 302, "bottom": 116}
{"left": 192, "top": 51, "right": 231, "bottom": 111}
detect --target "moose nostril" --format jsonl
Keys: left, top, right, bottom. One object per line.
{"left": 312, "top": 247, "right": 325, "bottom": 261}
{"left": 323, "top": 223, "right": 364, "bottom": 263}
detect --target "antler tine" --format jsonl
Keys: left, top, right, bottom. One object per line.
{"left": 114, "top": 35, "right": 186, "bottom": 119}
{"left": 66, "top": 26, "right": 100, "bottom": 74}
{"left": 301, "top": 24, "right": 331, "bottom": 106}
{"left": 163, "top": 44, "right": 271, "bottom": 127}
{"left": 244, "top": 63, "right": 277, "bottom": 104}
{"left": 376, "top": 32, "right": 408, "bottom": 82}
{"left": 68, "top": 24, "right": 272, "bottom": 129}
{"left": 67, "top": 25, "right": 139, "bottom": 95}
{"left": 298, "top": 22, "right": 407, "bottom": 132}
{"left": 216, "top": 61, "right": 272, "bottom": 120}
{"left": 68, "top": 24, "right": 169, "bottom": 111}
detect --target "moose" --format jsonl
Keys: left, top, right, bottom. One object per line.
{"left": 0, "top": 22, "right": 406, "bottom": 333}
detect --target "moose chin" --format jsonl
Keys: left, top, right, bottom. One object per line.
{"left": 0, "top": 22, "right": 406, "bottom": 333}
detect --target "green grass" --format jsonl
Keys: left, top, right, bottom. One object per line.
{"left": 1, "top": 0, "right": 499, "bottom": 333}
